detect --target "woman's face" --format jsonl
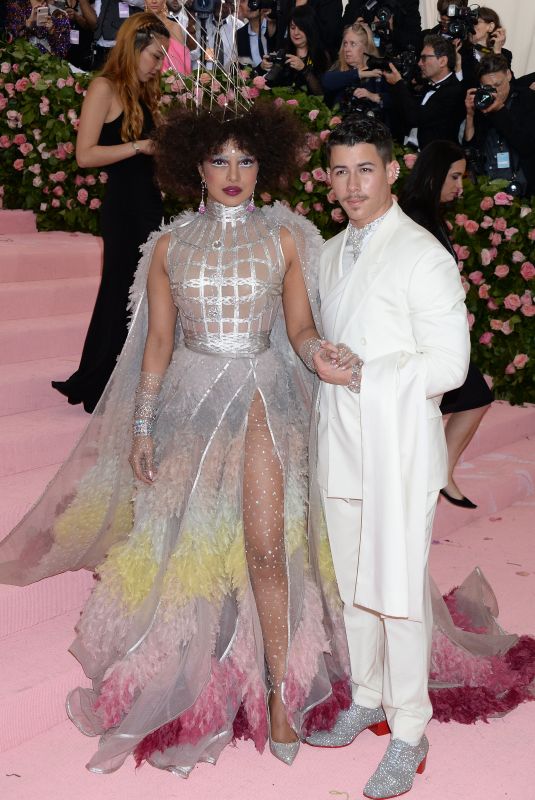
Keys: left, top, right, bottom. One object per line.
{"left": 200, "top": 140, "right": 259, "bottom": 207}
{"left": 145, "top": 0, "right": 167, "bottom": 14}
{"left": 289, "top": 21, "right": 307, "bottom": 49}
{"left": 471, "top": 18, "right": 495, "bottom": 44}
{"left": 137, "top": 38, "right": 167, "bottom": 82}
{"left": 342, "top": 32, "right": 366, "bottom": 67}
{"left": 440, "top": 158, "right": 466, "bottom": 203}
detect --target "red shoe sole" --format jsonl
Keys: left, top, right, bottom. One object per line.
{"left": 363, "top": 756, "right": 427, "bottom": 799}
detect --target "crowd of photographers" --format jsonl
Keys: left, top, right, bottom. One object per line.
{"left": 3, "top": 0, "right": 535, "bottom": 195}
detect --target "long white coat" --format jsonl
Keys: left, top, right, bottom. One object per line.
{"left": 317, "top": 201, "right": 470, "bottom": 621}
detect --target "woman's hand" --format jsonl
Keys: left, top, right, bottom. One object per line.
{"left": 491, "top": 27, "right": 506, "bottom": 52}
{"left": 135, "top": 138, "right": 155, "bottom": 155}
{"left": 286, "top": 53, "right": 306, "bottom": 71}
{"left": 358, "top": 68, "right": 383, "bottom": 80}
{"left": 353, "top": 87, "right": 380, "bottom": 104}
{"left": 313, "top": 342, "right": 362, "bottom": 386}
{"left": 129, "top": 435, "right": 156, "bottom": 485}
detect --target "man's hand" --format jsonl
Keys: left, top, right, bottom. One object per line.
{"left": 383, "top": 63, "right": 402, "bottom": 85}
{"left": 465, "top": 87, "right": 476, "bottom": 117}
{"left": 313, "top": 343, "right": 363, "bottom": 387}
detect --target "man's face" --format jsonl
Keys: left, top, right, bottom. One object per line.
{"left": 328, "top": 143, "right": 397, "bottom": 228}
{"left": 480, "top": 69, "right": 511, "bottom": 108}
{"left": 418, "top": 46, "right": 447, "bottom": 81}
{"left": 239, "top": 0, "right": 259, "bottom": 20}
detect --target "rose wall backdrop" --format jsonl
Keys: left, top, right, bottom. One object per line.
{"left": 0, "top": 39, "right": 533, "bottom": 403}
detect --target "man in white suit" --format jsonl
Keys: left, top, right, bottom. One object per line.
{"left": 303, "top": 118, "right": 470, "bottom": 798}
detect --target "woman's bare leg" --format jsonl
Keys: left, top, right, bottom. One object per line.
{"left": 444, "top": 406, "right": 490, "bottom": 499}
{"left": 243, "top": 392, "right": 297, "bottom": 743}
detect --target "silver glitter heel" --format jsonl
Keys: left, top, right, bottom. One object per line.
{"left": 363, "top": 735, "right": 429, "bottom": 799}
{"left": 267, "top": 692, "right": 300, "bottom": 766}
{"left": 306, "top": 702, "right": 390, "bottom": 747}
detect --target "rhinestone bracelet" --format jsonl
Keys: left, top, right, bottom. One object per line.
{"left": 299, "top": 337, "right": 325, "bottom": 372}
{"left": 347, "top": 359, "right": 364, "bottom": 394}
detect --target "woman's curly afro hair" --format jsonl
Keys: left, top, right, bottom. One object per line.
{"left": 153, "top": 100, "right": 307, "bottom": 199}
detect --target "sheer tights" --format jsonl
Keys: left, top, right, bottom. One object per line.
{"left": 243, "top": 392, "right": 297, "bottom": 743}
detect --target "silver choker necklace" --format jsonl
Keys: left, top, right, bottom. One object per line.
{"left": 347, "top": 207, "right": 390, "bottom": 260}
{"left": 205, "top": 199, "right": 252, "bottom": 224}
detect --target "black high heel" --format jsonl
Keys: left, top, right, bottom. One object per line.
{"left": 440, "top": 488, "right": 477, "bottom": 509}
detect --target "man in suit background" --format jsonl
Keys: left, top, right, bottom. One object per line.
{"left": 306, "top": 117, "right": 469, "bottom": 799}
{"left": 384, "top": 34, "right": 465, "bottom": 149}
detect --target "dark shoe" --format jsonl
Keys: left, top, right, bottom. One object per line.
{"left": 440, "top": 488, "right": 477, "bottom": 509}
{"left": 306, "top": 702, "right": 389, "bottom": 747}
{"left": 363, "top": 735, "right": 429, "bottom": 799}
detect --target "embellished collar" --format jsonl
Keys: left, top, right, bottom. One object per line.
{"left": 205, "top": 199, "right": 252, "bottom": 224}
{"left": 346, "top": 206, "right": 390, "bottom": 260}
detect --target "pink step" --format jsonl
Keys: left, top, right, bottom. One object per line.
{"left": 0, "top": 209, "right": 37, "bottom": 234}
{"left": 0, "top": 313, "right": 90, "bottom": 364}
{"left": 434, "top": 435, "right": 535, "bottom": 537}
{"left": 0, "top": 464, "right": 62, "bottom": 540}
{"left": 459, "top": 401, "right": 535, "bottom": 462}
{"left": 0, "top": 610, "right": 89, "bottom": 752}
{"left": 0, "top": 232, "right": 101, "bottom": 282}
{"left": 0, "top": 571, "right": 93, "bottom": 640}
{"left": 0, "top": 277, "right": 99, "bottom": 320}
{"left": 0, "top": 357, "right": 81, "bottom": 417}
{"left": 0, "top": 405, "right": 88, "bottom": 477}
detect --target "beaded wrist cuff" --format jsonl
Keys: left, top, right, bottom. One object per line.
{"left": 133, "top": 372, "right": 163, "bottom": 438}
{"left": 347, "top": 359, "right": 364, "bottom": 394}
{"left": 299, "top": 337, "right": 324, "bottom": 372}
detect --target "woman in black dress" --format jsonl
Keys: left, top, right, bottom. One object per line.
{"left": 52, "top": 14, "right": 168, "bottom": 413}
{"left": 399, "top": 140, "right": 493, "bottom": 508}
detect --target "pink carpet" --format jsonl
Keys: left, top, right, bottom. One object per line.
{"left": 0, "top": 210, "right": 534, "bottom": 799}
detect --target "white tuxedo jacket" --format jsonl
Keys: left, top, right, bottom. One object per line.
{"left": 317, "top": 201, "right": 470, "bottom": 620}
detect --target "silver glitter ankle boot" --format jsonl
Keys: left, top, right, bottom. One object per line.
{"left": 363, "top": 735, "right": 429, "bottom": 799}
{"left": 306, "top": 702, "right": 390, "bottom": 747}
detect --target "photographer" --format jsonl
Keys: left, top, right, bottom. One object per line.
{"left": 65, "top": 0, "right": 97, "bottom": 70}
{"left": 93, "top": 0, "right": 145, "bottom": 69}
{"left": 385, "top": 34, "right": 465, "bottom": 149}
{"left": 188, "top": 1, "right": 244, "bottom": 72}
{"left": 464, "top": 54, "right": 535, "bottom": 197}
{"left": 6, "top": 0, "right": 71, "bottom": 57}
{"left": 263, "top": 6, "right": 329, "bottom": 95}
{"left": 342, "top": 0, "right": 421, "bottom": 54}
{"left": 237, "top": 0, "right": 276, "bottom": 71}
{"left": 322, "top": 22, "right": 391, "bottom": 119}
{"left": 289, "top": 0, "right": 343, "bottom": 62}
{"left": 460, "top": 7, "right": 512, "bottom": 88}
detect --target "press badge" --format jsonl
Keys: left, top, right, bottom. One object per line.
{"left": 118, "top": 2, "right": 130, "bottom": 18}
{"left": 70, "top": 29, "right": 80, "bottom": 44}
{"left": 497, "top": 151, "right": 510, "bottom": 169}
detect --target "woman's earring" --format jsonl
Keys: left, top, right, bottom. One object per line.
{"left": 246, "top": 186, "right": 256, "bottom": 213}
{"left": 198, "top": 179, "right": 206, "bottom": 214}
{"left": 393, "top": 165, "right": 401, "bottom": 181}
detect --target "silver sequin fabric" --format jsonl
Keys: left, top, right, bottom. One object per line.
{"left": 306, "top": 701, "right": 387, "bottom": 747}
{"left": 364, "top": 735, "right": 429, "bottom": 799}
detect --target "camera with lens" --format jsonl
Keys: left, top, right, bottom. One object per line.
{"left": 264, "top": 48, "right": 288, "bottom": 85}
{"left": 192, "top": 0, "right": 216, "bottom": 17}
{"left": 361, "top": 0, "right": 396, "bottom": 25}
{"left": 473, "top": 84, "right": 496, "bottom": 111}
{"left": 443, "top": 3, "right": 479, "bottom": 41}
{"left": 366, "top": 46, "right": 417, "bottom": 81}
{"left": 339, "top": 93, "right": 379, "bottom": 119}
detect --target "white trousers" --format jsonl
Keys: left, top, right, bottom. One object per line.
{"left": 321, "top": 490, "right": 439, "bottom": 744}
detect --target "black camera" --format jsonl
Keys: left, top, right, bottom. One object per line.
{"left": 265, "top": 48, "right": 286, "bottom": 65}
{"left": 339, "top": 93, "right": 379, "bottom": 119}
{"left": 443, "top": 3, "right": 479, "bottom": 41}
{"left": 366, "top": 47, "right": 417, "bottom": 81}
{"left": 192, "top": 0, "right": 216, "bottom": 17}
{"left": 361, "top": 0, "right": 398, "bottom": 25}
{"left": 264, "top": 48, "right": 288, "bottom": 85}
{"left": 473, "top": 84, "right": 496, "bottom": 111}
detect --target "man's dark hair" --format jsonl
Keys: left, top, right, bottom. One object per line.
{"left": 423, "top": 34, "right": 456, "bottom": 73}
{"left": 478, "top": 53, "right": 510, "bottom": 81}
{"left": 325, "top": 116, "right": 393, "bottom": 165}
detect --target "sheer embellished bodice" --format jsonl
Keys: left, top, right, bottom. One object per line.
{"left": 167, "top": 201, "right": 285, "bottom": 357}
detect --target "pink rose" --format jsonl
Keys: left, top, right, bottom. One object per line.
{"left": 312, "top": 167, "right": 328, "bottom": 183}
{"left": 513, "top": 354, "right": 529, "bottom": 369}
{"left": 304, "top": 180, "right": 314, "bottom": 193}
{"left": 520, "top": 291, "right": 532, "bottom": 305}
{"left": 313, "top": 202, "right": 324, "bottom": 212}
{"left": 504, "top": 293, "right": 521, "bottom": 311}
{"left": 273, "top": 97, "right": 284, "bottom": 108}
{"left": 28, "top": 164, "right": 41, "bottom": 175}
{"left": 305, "top": 132, "right": 321, "bottom": 150}
{"left": 494, "top": 191, "right": 512, "bottom": 206}
{"left": 490, "top": 319, "right": 503, "bottom": 331}
{"left": 53, "top": 186, "right": 64, "bottom": 197}
{"left": 505, "top": 227, "right": 518, "bottom": 240}
{"left": 489, "top": 232, "right": 502, "bottom": 246}
{"left": 494, "top": 264, "right": 509, "bottom": 278}
{"left": 5, "top": 83, "right": 15, "bottom": 98}
{"left": 286, "top": 98, "right": 299, "bottom": 106}
{"left": 56, "top": 78, "right": 66, "bottom": 89}
{"left": 520, "top": 261, "right": 535, "bottom": 280}
{"left": 479, "top": 332, "right": 494, "bottom": 346}
{"left": 403, "top": 153, "right": 418, "bottom": 170}
{"left": 468, "top": 270, "right": 484, "bottom": 285}
{"left": 74, "top": 175, "right": 85, "bottom": 186}
{"left": 464, "top": 219, "right": 479, "bottom": 234}
{"left": 39, "top": 203, "right": 47, "bottom": 211}
{"left": 327, "top": 188, "right": 337, "bottom": 204}
{"left": 1, "top": 62, "right": 11, "bottom": 74}
{"left": 492, "top": 216, "right": 507, "bottom": 232}
{"left": 529, "top": 229, "right": 535, "bottom": 241}
{"left": 487, "top": 299, "right": 498, "bottom": 310}
{"left": 29, "top": 71, "right": 41, "bottom": 84}
{"left": 521, "top": 304, "right": 535, "bottom": 317}
{"left": 0, "top": 135, "right": 10, "bottom": 148}
{"left": 252, "top": 75, "right": 266, "bottom": 89}
{"left": 478, "top": 283, "right": 490, "bottom": 299}
{"left": 15, "top": 77, "right": 29, "bottom": 92}
{"left": 39, "top": 97, "right": 49, "bottom": 114}
{"left": 63, "top": 142, "right": 74, "bottom": 155}
{"left": 51, "top": 170, "right": 66, "bottom": 182}
{"left": 19, "top": 142, "right": 33, "bottom": 155}
{"left": 319, "top": 129, "right": 330, "bottom": 141}
{"left": 329, "top": 115, "right": 342, "bottom": 127}
{"left": 300, "top": 171, "right": 311, "bottom": 183}
{"left": 66, "top": 75, "right": 74, "bottom": 87}
{"left": 99, "top": 172, "right": 108, "bottom": 184}
{"left": 295, "top": 201, "right": 310, "bottom": 215}
{"left": 520, "top": 206, "right": 532, "bottom": 218}
{"left": 89, "top": 198, "right": 101, "bottom": 210}
{"left": 259, "top": 191, "right": 271, "bottom": 203}
{"left": 331, "top": 207, "right": 346, "bottom": 224}
{"left": 512, "top": 250, "right": 525, "bottom": 263}
{"left": 77, "top": 188, "right": 88, "bottom": 204}
{"left": 461, "top": 277, "right": 470, "bottom": 294}
{"left": 505, "top": 363, "right": 516, "bottom": 375}
{"left": 243, "top": 86, "right": 259, "bottom": 99}
{"left": 13, "top": 133, "right": 26, "bottom": 145}
{"left": 308, "top": 109, "right": 320, "bottom": 121}
{"left": 0, "top": 95, "right": 6, "bottom": 112}
{"left": 480, "top": 215, "right": 494, "bottom": 229}
{"left": 455, "top": 213, "right": 468, "bottom": 226}
{"left": 51, "top": 198, "right": 60, "bottom": 208}
{"left": 13, "top": 158, "right": 24, "bottom": 170}
{"left": 502, "top": 320, "right": 513, "bottom": 335}
{"left": 480, "top": 248, "right": 493, "bottom": 266}
{"left": 85, "top": 175, "right": 96, "bottom": 186}
{"left": 453, "top": 243, "right": 470, "bottom": 261}
{"left": 467, "top": 312, "right": 475, "bottom": 330}
{"left": 32, "top": 176, "right": 42, "bottom": 188}
{"left": 480, "top": 196, "right": 494, "bottom": 211}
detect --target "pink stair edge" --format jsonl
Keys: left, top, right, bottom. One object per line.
{"left": 0, "top": 209, "right": 37, "bottom": 234}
